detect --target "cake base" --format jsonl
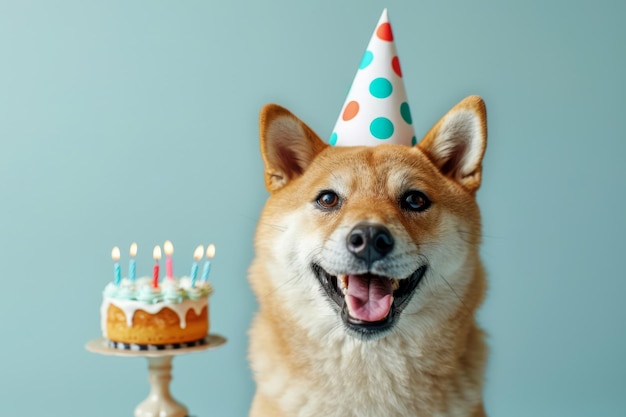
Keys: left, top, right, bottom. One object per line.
{"left": 107, "top": 336, "right": 208, "bottom": 351}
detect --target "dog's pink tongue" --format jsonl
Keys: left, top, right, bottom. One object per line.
{"left": 346, "top": 274, "right": 393, "bottom": 322}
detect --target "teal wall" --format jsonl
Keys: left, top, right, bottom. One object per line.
{"left": 1, "top": 1, "right": 625, "bottom": 416}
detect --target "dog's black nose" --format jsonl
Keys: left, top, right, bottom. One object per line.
{"left": 346, "top": 222, "right": 394, "bottom": 266}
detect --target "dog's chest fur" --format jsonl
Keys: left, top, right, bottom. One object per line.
{"left": 250, "top": 306, "right": 486, "bottom": 417}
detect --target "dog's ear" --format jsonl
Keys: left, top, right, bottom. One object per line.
{"left": 418, "top": 96, "right": 487, "bottom": 193}
{"left": 260, "top": 104, "right": 328, "bottom": 192}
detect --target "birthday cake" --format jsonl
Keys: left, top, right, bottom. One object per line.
{"left": 101, "top": 242, "right": 215, "bottom": 349}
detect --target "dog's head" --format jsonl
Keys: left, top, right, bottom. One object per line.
{"left": 252, "top": 96, "right": 487, "bottom": 341}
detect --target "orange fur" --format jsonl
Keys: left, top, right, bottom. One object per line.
{"left": 249, "top": 96, "right": 489, "bottom": 417}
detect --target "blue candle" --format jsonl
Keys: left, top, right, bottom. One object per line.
{"left": 201, "top": 244, "right": 215, "bottom": 282}
{"left": 112, "top": 246, "right": 121, "bottom": 285}
{"left": 200, "top": 261, "right": 211, "bottom": 282}
{"left": 190, "top": 245, "right": 204, "bottom": 287}
{"left": 115, "top": 263, "right": 121, "bottom": 285}
{"left": 129, "top": 242, "right": 137, "bottom": 282}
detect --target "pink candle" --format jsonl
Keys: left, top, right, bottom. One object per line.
{"left": 164, "top": 240, "right": 174, "bottom": 279}
{"left": 152, "top": 245, "right": 162, "bottom": 288}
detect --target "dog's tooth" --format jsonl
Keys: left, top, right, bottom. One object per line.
{"left": 339, "top": 274, "right": 348, "bottom": 290}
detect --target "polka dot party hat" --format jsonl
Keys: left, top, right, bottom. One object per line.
{"left": 330, "top": 9, "right": 415, "bottom": 147}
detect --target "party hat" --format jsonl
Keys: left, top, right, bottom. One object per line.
{"left": 329, "top": 9, "right": 416, "bottom": 147}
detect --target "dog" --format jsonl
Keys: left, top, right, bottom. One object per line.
{"left": 248, "top": 95, "right": 489, "bottom": 417}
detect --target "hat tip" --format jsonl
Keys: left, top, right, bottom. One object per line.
{"left": 376, "top": 8, "right": 390, "bottom": 25}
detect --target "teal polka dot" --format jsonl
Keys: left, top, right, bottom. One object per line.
{"left": 359, "top": 51, "right": 374, "bottom": 69}
{"left": 370, "top": 117, "right": 394, "bottom": 140}
{"left": 329, "top": 132, "right": 338, "bottom": 146}
{"left": 411, "top": 136, "right": 417, "bottom": 146}
{"left": 400, "top": 102, "right": 412, "bottom": 124}
{"left": 369, "top": 78, "right": 393, "bottom": 99}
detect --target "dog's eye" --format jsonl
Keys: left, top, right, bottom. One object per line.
{"left": 315, "top": 191, "right": 340, "bottom": 210}
{"left": 400, "top": 190, "right": 431, "bottom": 212}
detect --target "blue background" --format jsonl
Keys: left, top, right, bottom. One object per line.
{"left": 1, "top": 1, "right": 625, "bottom": 416}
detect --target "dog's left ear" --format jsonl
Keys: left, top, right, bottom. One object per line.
{"left": 418, "top": 96, "right": 487, "bottom": 193}
{"left": 260, "top": 104, "right": 328, "bottom": 193}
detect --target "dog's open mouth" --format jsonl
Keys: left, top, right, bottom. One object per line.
{"left": 313, "top": 264, "right": 427, "bottom": 338}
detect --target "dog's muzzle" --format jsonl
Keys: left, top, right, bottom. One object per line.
{"left": 313, "top": 222, "right": 427, "bottom": 339}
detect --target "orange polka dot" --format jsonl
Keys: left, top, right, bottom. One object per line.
{"left": 342, "top": 101, "right": 360, "bottom": 121}
{"left": 376, "top": 23, "right": 393, "bottom": 41}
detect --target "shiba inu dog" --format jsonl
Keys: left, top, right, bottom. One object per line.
{"left": 248, "top": 95, "right": 489, "bottom": 417}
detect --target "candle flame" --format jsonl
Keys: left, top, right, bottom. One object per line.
{"left": 193, "top": 245, "right": 204, "bottom": 261}
{"left": 164, "top": 240, "right": 174, "bottom": 256}
{"left": 206, "top": 244, "right": 216, "bottom": 259}
{"left": 153, "top": 245, "right": 162, "bottom": 261}
{"left": 130, "top": 242, "right": 138, "bottom": 257}
{"left": 111, "top": 246, "right": 121, "bottom": 261}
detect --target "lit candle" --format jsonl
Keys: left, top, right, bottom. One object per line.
{"left": 200, "top": 244, "right": 215, "bottom": 282}
{"left": 129, "top": 242, "right": 137, "bottom": 282}
{"left": 190, "top": 245, "right": 204, "bottom": 287}
{"left": 152, "top": 245, "right": 162, "bottom": 288}
{"left": 164, "top": 240, "right": 174, "bottom": 279}
{"left": 111, "top": 246, "right": 121, "bottom": 286}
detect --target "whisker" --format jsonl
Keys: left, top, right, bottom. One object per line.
{"left": 457, "top": 229, "right": 503, "bottom": 240}
{"left": 313, "top": 158, "right": 341, "bottom": 184}
{"left": 257, "top": 272, "right": 301, "bottom": 301}
{"left": 257, "top": 243, "right": 327, "bottom": 302}
{"left": 437, "top": 273, "right": 472, "bottom": 316}
{"left": 255, "top": 221, "right": 288, "bottom": 233}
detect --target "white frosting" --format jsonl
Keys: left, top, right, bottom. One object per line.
{"left": 161, "top": 278, "right": 185, "bottom": 303}
{"left": 100, "top": 297, "right": 208, "bottom": 337}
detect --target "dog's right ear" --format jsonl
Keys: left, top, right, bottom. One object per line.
{"left": 417, "top": 96, "right": 487, "bottom": 193}
{"left": 259, "top": 104, "right": 329, "bottom": 192}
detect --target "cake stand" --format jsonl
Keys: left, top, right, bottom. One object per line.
{"left": 86, "top": 334, "right": 226, "bottom": 417}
